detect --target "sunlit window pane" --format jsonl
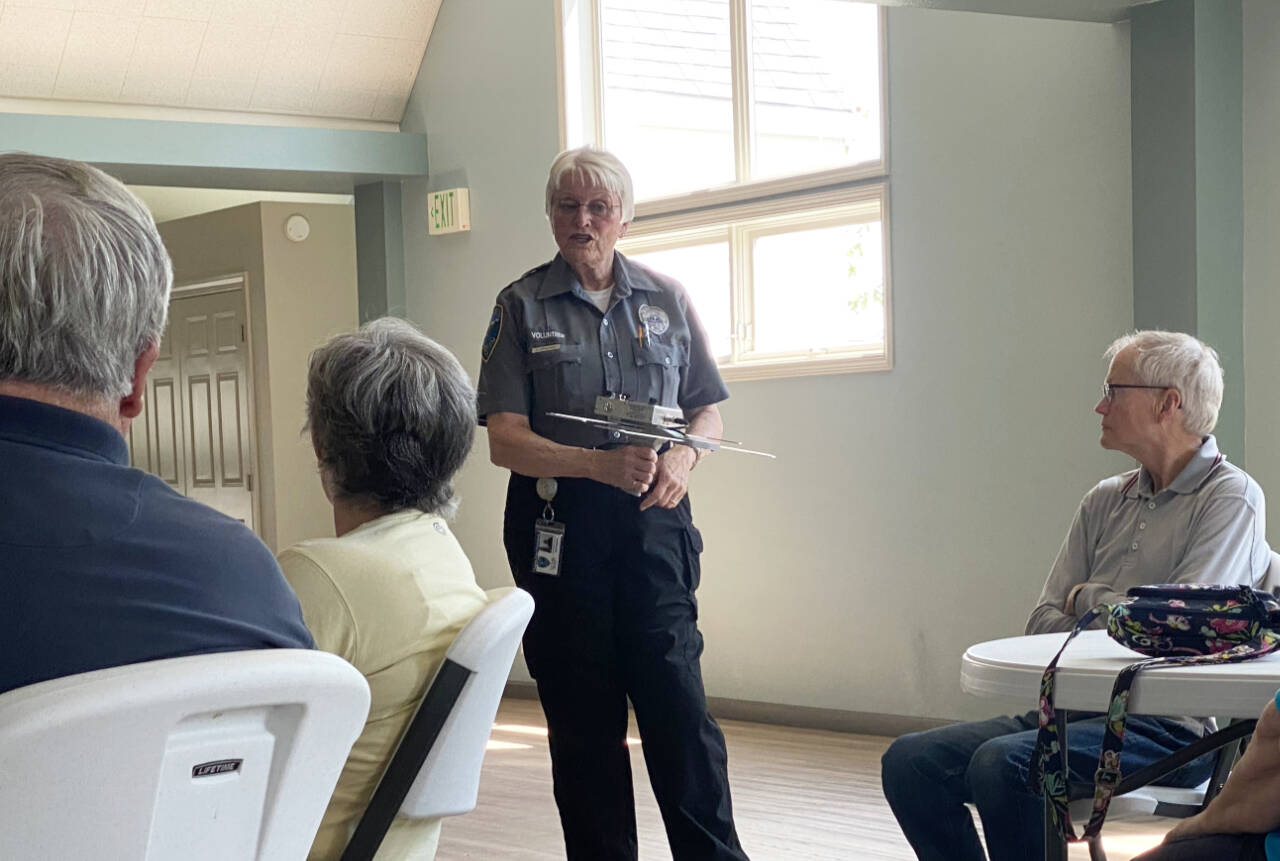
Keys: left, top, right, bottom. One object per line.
{"left": 563, "top": 0, "right": 891, "bottom": 377}
{"left": 750, "top": 1, "right": 880, "bottom": 179}
{"left": 750, "top": 220, "right": 883, "bottom": 355}
{"left": 624, "top": 243, "right": 732, "bottom": 358}
{"left": 601, "top": 0, "right": 737, "bottom": 199}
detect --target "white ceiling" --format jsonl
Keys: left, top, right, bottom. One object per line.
{"left": 0, "top": 0, "right": 442, "bottom": 123}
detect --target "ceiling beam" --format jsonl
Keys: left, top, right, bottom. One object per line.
{"left": 0, "top": 112, "right": 428, "bottom": 193}
{"left": 872, "top": 0, "right": 1161, "bottom": 25}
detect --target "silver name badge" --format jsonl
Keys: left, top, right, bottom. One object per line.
{"left": 533, "top": 518, "right": 565, "bottom": 576}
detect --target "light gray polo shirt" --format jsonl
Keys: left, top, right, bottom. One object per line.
{"left": 1026, "top": 435, "right": 1271, "bottom": 635}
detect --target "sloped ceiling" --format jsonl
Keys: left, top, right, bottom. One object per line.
{"left": 0, "top": 0, "right": 442, "bottom": 123}
{"left": 0, "top": 0, "right": 1163, "bottom": 131}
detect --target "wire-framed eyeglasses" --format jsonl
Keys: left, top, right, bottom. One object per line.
{"left": 1101, "top": 382, "right": 1175, "bottom": 402}
{"left": 554, "top": 199, "right": 617, "bottom": 219}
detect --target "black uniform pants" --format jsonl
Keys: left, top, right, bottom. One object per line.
{"left": 503, "top": 474, "right": 748, "bottom": 861}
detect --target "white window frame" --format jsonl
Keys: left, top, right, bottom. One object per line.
{"left": 620, "top": 183, "right": 891, "bottom": 381}
{"left": 556, "top": 0, "right": 892, "bottom": 379}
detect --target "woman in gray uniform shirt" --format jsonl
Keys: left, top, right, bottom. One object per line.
{"left": 476, "top": 146, "right": 749, "bottom": 861}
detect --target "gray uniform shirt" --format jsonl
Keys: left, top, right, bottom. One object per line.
{"left": 477, "top": 253, "right": 729, "bottom": 449}
{"left": 1026, "top": 435, "right": 1271, "bottom": 635}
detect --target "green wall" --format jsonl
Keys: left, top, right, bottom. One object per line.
{"left": 399, "top": 1, "right": 1133, "bottom": 722}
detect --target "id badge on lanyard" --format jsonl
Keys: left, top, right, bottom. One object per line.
{"left": 533, "top": 477, "right": 565, "bottom": 576}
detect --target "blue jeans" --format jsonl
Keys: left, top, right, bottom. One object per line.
{"left": 880, "top": 711, "right": 1213, "bottom": 861}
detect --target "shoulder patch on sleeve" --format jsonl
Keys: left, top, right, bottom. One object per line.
{"left": 482, "top": 305, "right": 504, "bottom": 362}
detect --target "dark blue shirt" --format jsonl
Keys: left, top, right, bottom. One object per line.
{"left": 0, "top": 394, "right": 314, "bottom": 693}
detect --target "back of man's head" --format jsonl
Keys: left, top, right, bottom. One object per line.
{"left": 0, "top": 153, "right": 172, "bottom": 403}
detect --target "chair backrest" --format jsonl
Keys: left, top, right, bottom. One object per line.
{"left": 1067, "top": 780, "right": 1208, "bottom": 824}
{"left": 0, "top": 649, "right": 370, "bottom": 861}
{"left": 339, "top": 587, "right": 533, "bottom": 861}
{"left": 401, "top": 586, "right": 534, "bottom": 817}
{"left": 1263, "top": 549, "right": 1280, "bottom": 596}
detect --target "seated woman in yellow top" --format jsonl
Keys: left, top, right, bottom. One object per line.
{"left": 281, "top": 317, "right": 489, "bottom": 861}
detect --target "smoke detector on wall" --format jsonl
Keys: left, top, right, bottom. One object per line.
{"left": 285, "top": 214, "right": 310, "bottom": 242}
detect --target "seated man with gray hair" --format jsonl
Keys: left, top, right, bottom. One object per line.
{"left": 881, "top": 330, "right": 1272, "bottom": 861}
{"left": 0, "top": 152, "right": 313, "bottom": 694}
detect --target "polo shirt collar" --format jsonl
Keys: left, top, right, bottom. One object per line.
{"left": 1126, "top": 435, "right": 1222, "bottom": 499}
{"left": 536, "top": 252, "right": 660, "bottom": 301}
{"left": 0, "top": 393, "right": 128, "bottom": 465}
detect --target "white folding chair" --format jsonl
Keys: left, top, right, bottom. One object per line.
{"left": 339, "top": 586, "right": 535, "bottom": 861}
{"left": 1067, "top": 783, "right": 1211, "bottom": 861}
{"left": 1064, "top": 717, "right": 1256, "bottom": 861}
{"left": 0, "top": 649, "right": 370, "bottom": 861}
{"left": 1068, "top": 782, "right": 1207, "bottom": 824}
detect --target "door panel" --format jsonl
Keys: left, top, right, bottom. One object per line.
{"left": 126, "top": 382, "right": 152, "bottom": 474}
{"left": 152, "top": 378, "right": 182, "bottom": 487}
{"left": 127, "top": 282, "right": 256, "bottom": 529}
{"left": 176, "top": 289, "right": 255, "bottom": 527}
{"left": 143, "top": 323, "right": 184, "bottom": 490}
{"left": 187, "top": 374, "right": 215, "bottom": 487}
{"left": 216, "top": 373, "right": 245, "bottom": 486}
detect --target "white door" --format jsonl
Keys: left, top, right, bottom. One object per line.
{"left": 127, "top": 281, "right": 257, "bottom": 529}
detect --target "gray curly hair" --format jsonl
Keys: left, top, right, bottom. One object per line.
{"left": 306, "top": 317, "right": 477, "bottom": 518}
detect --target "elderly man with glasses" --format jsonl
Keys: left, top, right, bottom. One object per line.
{"left": 881, "top": 330, "right": 1273, "bottom": 861}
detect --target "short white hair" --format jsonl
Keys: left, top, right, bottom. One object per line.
{"left": 544, "top": 146, "right": 635, "bottom": 223}
{"left": 1105, "top": 330, "right": 1224, "bottom": 436}
{"left": 0, "top": 152, "right": 172, "bottom": 400}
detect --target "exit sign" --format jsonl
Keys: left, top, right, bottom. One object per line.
{"left": 428, "top": 187, "right": 471, "bottom": 235}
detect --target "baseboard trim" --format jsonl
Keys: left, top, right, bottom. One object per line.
{"left": 502, "top": 681, "right": 950, "bottom": 737}
{"left": 706, "top": 697, "right": 952, "bottom": 737}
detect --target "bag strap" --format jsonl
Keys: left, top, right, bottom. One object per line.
{"left": 1029, "top": 606, "right": 1105, "bottom": 841}
{"left": 1030, "top": 611, "right": 1280, "bottom": 843}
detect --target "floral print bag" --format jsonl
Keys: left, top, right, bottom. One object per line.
{"left": 1029, "top": 583, "right": 1280, "bottom": 843}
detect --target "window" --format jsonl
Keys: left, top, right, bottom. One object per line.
{"left": 558, "top": 0, "right": 890, "bottom": 379}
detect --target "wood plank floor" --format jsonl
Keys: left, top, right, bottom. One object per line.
{"left": 436, "top": 698, "right": 1175, "bottom": 860}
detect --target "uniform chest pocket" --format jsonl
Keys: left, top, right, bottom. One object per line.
{"left": 526, "top": 343, "right": 585, "bottom": 412}
{"left": 634, "top": 341, "right": 688, "bottom": 406}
